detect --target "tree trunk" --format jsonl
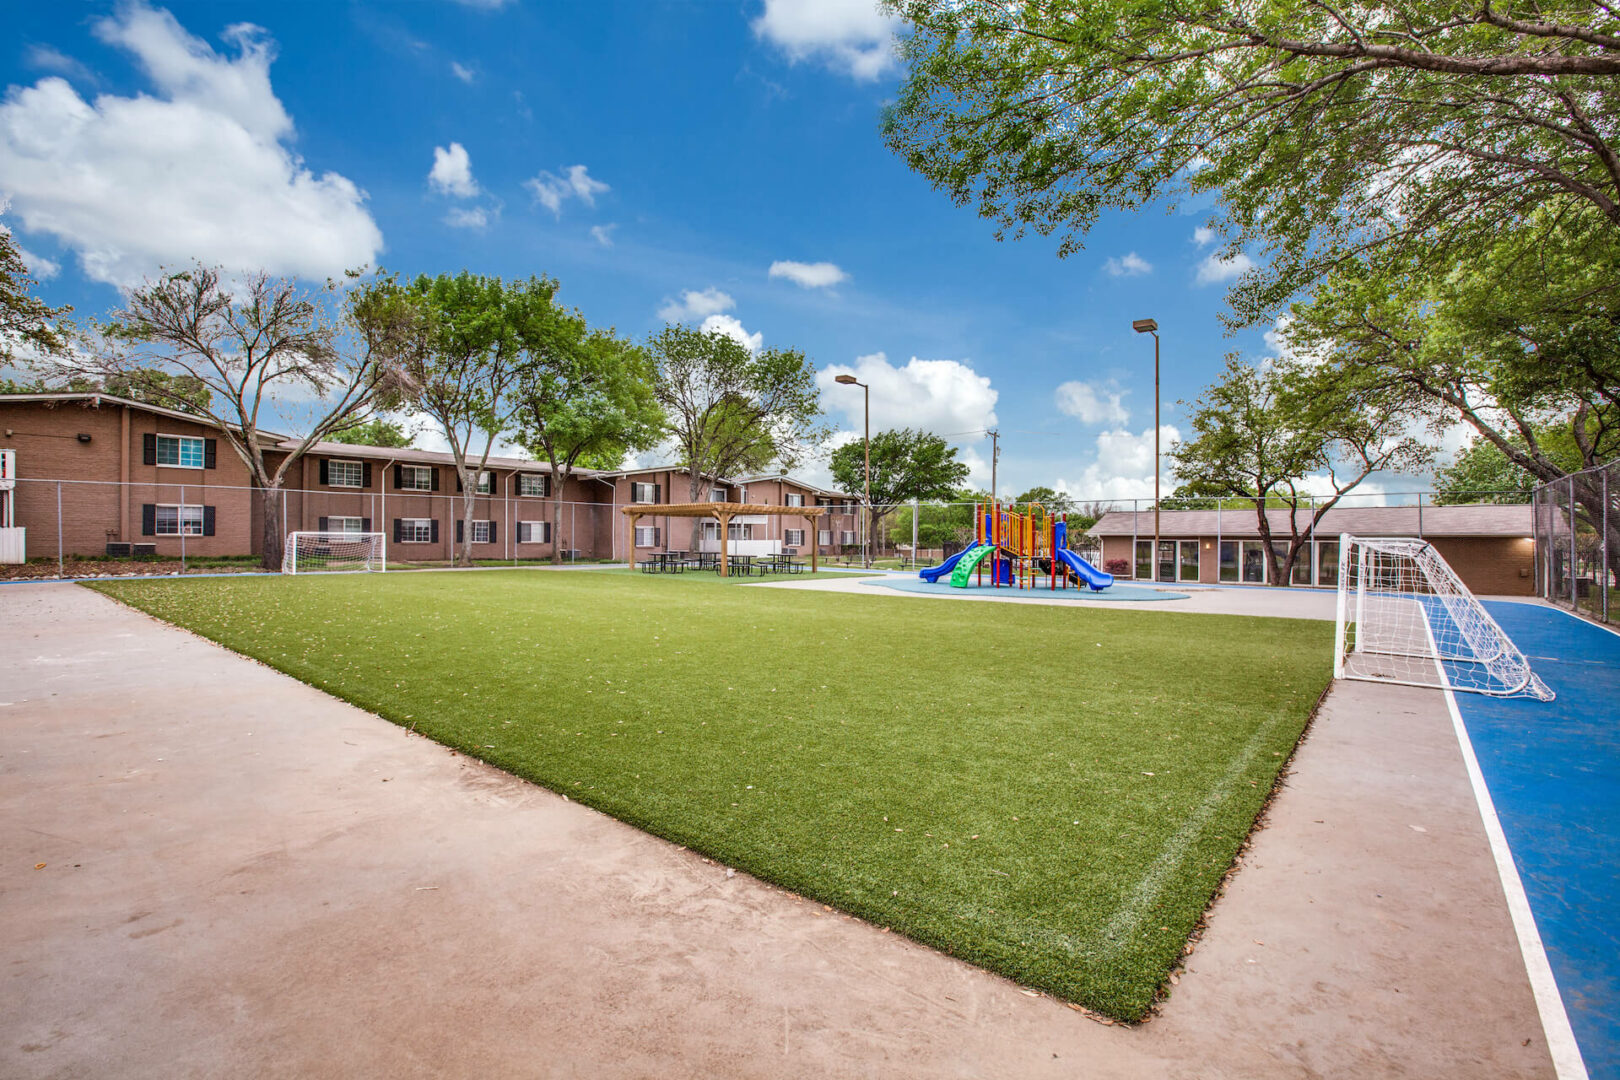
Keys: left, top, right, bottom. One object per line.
{"left": 1253, "top": 504, "right": 1288, "bottom": 586}
{"left": 689, "top": 471, "right": 705, "bottom": 552}
{"left": 459, "top": 485, "right": 476, "bottom": 567}
{"left": 261, "top": 485, "right": 284, "bottom": 571}
{"left": 550, "top": 475, "right": 566, "bottom": 565}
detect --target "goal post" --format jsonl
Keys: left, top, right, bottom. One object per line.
{"left": 1334, "top": 534, "right": 1553, "bottom": 701}
{"left": 282, "top": 531, "right": 386, "bottom": 575}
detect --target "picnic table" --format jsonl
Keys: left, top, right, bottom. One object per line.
{"left": 642, "top": 551, "right": 689, "bottom": 573}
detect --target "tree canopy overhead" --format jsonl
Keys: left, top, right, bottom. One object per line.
{"left": 884, "top": 0, "right": 1620, "bottom": 323}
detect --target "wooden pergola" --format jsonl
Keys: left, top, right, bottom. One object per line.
{"left": 622, "top": 502, "right": 827, "bottom": 576}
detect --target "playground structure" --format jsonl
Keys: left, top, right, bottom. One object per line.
{"left": 920, "top": 502, "right": 1114, "bottom": 591}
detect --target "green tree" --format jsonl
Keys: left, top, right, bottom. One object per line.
{"left": 1171, "top": 357, "right": 1431, "bottom": 585}
{"left": 831, "top": 428, "right": 971, "bottom": 560}
{"left": 393, "top": 272, "right": 537, "bottom": 567}
{"left": 69, "top": 265, "right": 417, "bottom": 568}
{"left": 1013, "top": 486, "right": 1075, "bottom": 517}
{"left": 884, "top": 1, "right": 1620, "bottom": 325}
{"left": 889, "top": 488, "right": 990, "bottom": 553}
{"left": 329, "top": 417, "right": 414, "bottom": 448}
{"left": 1432, "top": 439, "right": 1542, "bottom": 505}
{"left": 650, "top": 324, "right": 825, "bottom": 548}
{"left": 511, "top": 309, "right": 663, "bottom": 563}
{"left": 0, "top": 227, "right": 72, "bottom": 363}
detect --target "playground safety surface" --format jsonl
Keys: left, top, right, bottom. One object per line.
{"left": 0, "top": 581, "right": 1558, "bottom": 1078}
{"left": 864, "top": 577, "right": 1190, "bottom": 601}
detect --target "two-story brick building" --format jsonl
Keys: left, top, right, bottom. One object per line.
{"left": 0, "top": 393, "right": 864, "bottom": 565}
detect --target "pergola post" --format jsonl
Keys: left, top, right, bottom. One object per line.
{"left": 718, "top": 510, "right": 731, "bottom": 577}
{"left": 627, "top": 511, "right": 639, "bottom": 571}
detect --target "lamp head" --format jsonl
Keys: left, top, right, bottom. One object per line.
{"left": 834, "top": 374, "right": 860, "bottom": 385}
{"left": 1132, "top": 319, "right": 1159, "bottom": 334}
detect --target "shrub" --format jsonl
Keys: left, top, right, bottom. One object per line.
{"left": 1104, "top": 558, "right": 1130, "bottom": 575}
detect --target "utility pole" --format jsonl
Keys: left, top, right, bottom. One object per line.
{"left": 988, "top": 429, "right": 1000, "bottom": 506}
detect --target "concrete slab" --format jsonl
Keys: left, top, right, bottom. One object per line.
{"left": 1, "top": 583, "right": 1553, "bottom": 1078}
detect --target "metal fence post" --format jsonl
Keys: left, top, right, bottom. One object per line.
{"left": 911, "top": 498, "right": 919, "bottom": 568}
{"left": 1604, "top": 469, "right": 1611, "bottom": 623}
{"left": 180, "top": 483, "right": 186, "bottom": 574}
{"left": 56, "top": 481, "right": 63, "bottom": 578}
{"left": 1569, "top": 476, "right": 1578, "bottom": 610}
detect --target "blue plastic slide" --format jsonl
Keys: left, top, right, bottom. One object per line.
{"left": 1055, "top": 547, "right": 1114, "bottom": 591}
{"left": 919, "top": 541, "right": 980, "bottom": 583}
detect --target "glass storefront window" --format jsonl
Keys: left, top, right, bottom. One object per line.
{"left": 1180, "top": 540, "right": 1200, "bottom": 582}
{"left": 1158, "top": 540, "right": 1176, "bottom": 582}
{"left": 1135, "top": 540, "right": 1152, "bottom": 579}
{"left": 1219, "top": 540, "right": 1239, "bottom": 582}
{"left": 1241, "top": 541, "right": 1266, "bottom": 583}
{"left": 1317, "top": 541, "right": 1339, "bottom": 587}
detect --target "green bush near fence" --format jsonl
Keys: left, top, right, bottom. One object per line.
{"left": 89, "top": 569, "right": 1331, "bottom": 1021}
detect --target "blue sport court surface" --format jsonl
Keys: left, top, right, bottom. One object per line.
{"left": 1462, "top": 602, "right": 1620, "bottom": 1079}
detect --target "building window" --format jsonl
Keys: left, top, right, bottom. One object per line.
{"left": 471, "top": 520, "right": 492, "bottom": 544}
{"left": 840, "top": 530, "right": 856, "bottom": 545}
{"left": 1219, "top": 540, "right": 1240, "bottom": 583}
{"left": 1135, "top": 540, "right": 1152, "bottom": 579}
{"left": 631, "top": 482, "right": 659, "bottom": 504}
{"left": 634, "top": 525, "right": 661, "bottom": 547}
{"left": 328, "top": 460, "right": 364, "bottom": 488}
{"left": 818, "top": 530, "right": 831, "bottom": 546}
{"left": 401, "top": 518, "right": 434, "bottom": 543}
{"left": 785, "top": 529, "right": 805, "bottom": 547}
{"left": 399, "top": 465, "right": 435, "bottom": 491}
{"left": 728, "top": 522, "right": 754, "bottom": 540}
{"left": 519, "top": 473, "right": 548, "bottom": 498}
{"left": 518, "top": 521, "right": 551, "bottom": 544}
{"left": 785, "top": 493, "right": 803, "bottom": 507}
{"left": 328, "top": 517, "right": 364, "bottom": 534}
{"left": 155, "top": 504, "right": 205, "bottom": 535}
{"left": 155, "top": 434, "right": 204, "bottom": 469}
{"left": 475, "top": 471, "right": 494, "bottom": 494}
{"left": 710, "top": 487, "right": 728, "bottom": 502}
{"left": 1180, "top": 540, "right": 1200, "bottom": 582}
{"left": 1317, "top": 541, "right": 1340, "bottom": 587}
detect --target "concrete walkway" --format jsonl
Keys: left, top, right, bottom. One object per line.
{"left": 2, "top": 583, "right": 1553, "bottom": 1078}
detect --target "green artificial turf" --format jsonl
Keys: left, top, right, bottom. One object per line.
{"left": 89, "top": 569, "right": 1331, "bottom": 1020}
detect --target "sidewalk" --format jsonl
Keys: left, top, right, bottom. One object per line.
{"left": 0, "top": 583, "right": 1552, "bottom": 1078}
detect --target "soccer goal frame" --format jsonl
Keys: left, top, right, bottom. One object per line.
{"left": 282, "top": 531, "right": 387, "bottom": 575}
{"left": 1333, "top": 534, "right": 1552, "bottom": 701}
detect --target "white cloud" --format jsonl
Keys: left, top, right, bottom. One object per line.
{"left": 751, "top": 0, "right": 900, "bottom": 81}
{"left": 818, "top": 351, "right": 998, "bottom": 437}
{"left": 443, "top": 206, "right": 488, "bottom": 229}
{"left": 0, "top": 5, "right": 382, "bottom": 289}
{"left": 700, "top": 313, "right": 764, "bottom": 353}
{"left": 449, "top": 61, "right": 476, "bottom": 84}
{"left": 1103, "top": 251, "right": 1152, "bottom": 277}
{"left": 769, "top": 259, "right": 848, "bottom": 288}
{"left": 658, "top": 286, "right": 735, "bottom": 322}
{"left": 15, "top": 243, "right": 61, "bottom": 280}
{"left": 1196, "top": 251, "right": 1255, "bottom": 285}
{"left": 524, "top": 164, "right": 609, "bottom": 216}
{"left": 428, "top": 142, "right": 478, "bottom": 197}
{"left": 1192, "top": 226, "right": 1216, "bottom": 246}
{"left": 590, "top": 223, "right": 617, "bottom": 247}
{"left": 1055, "top": 425, "right": 1182, "bottom": 501}
{"left": 25, "top": 45, "right": 95, "bottom": 84}
{"left": 1055, "top": 380, "right": 1129, "bottom": 425}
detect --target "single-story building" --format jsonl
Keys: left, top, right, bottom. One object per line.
{"left": 1087, "top": 504, "right": 1535, "bottom": 596}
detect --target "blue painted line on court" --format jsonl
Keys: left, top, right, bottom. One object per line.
{"left": 1462, "top": 602, "right": 1620, "bottom": 1079}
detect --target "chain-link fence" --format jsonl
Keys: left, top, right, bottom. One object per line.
{"left": 0, "top": 476, "right": 621, "bottom": 577}
{"left": 1533, "top": 458, "right": 1617, "bottom": 624}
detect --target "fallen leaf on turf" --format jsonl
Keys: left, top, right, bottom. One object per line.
{"left": 34, "top": 863, "right": 46, "bottom": 870}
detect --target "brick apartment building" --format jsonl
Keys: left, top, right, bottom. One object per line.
{"left": 0, "top": 393, "right": 859, "bottom": 563}
{"left": 1088, "top": 505, "right": 1536, "bottom": 596}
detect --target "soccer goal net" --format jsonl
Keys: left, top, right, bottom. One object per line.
{"left": 282, "top": 531, "right": 386, "bottom": 575}
{"left": 1334, "top": 534, "right": 1552, "bottom": 701}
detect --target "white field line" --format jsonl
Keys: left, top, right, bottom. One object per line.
{"left": 1424, "top": 613, "right": 1589, "bottom": 1080}
{"left": 1094, "top": 713, "right": 1285, "bottom": 957}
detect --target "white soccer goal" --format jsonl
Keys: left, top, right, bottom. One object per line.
{"left": 1334, "top": 534, "right": 1553, "bottom": 701}
{"left": 282, "top": 531, "right": 386, "bottom": 575}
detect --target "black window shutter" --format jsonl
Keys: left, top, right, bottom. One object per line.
{"left": 318, "top": 516, "right": 329, "bottom": 531}
{"left": 203, "top": 506, "right": 216, "bottom": 537}
{"left": 655, "top": 527, "right": 662, "bottom": 547}
{"left": 430, "top": 469, "right": 440, "bottom": 492}
{"left": 361, "top": 517, "right": 371, "bottom": 533}
{"left": 393, "top": 465, "right": 403, "bottom": 489}
{"left": 393, "top": 519, "right": 403, "bottom": 543}
{"left": 362, "top": 462, "right": 372, "bottom": 488}
{"left": 456, "top": 518, "right": 464, "bottom": 544}
{"left": 430, "top": 518, "right": 439, "bottom": 544}
{"left": 455, "top": 473, "right": 463, "bottom": 493}
{"left": 204, "top": 438, "right": 217, "bottom": 469}
{"left": 654, "top": 483, "right": 661, "bottom": 503}
{"left": 318, "top": 459, "right": 329, "bottom": 486}
{"left": 141, "top": 503, "right": 155, "bottom": 535}
{"left": 142, "top": 433, "right": 156, "bottom": 465}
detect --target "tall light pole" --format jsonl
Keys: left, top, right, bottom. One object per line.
{"left": 834, "top": 373, "right": 871, "bottom": 567}
{"left": 1132, "top": 318, "right": 1160, "bottom": 581}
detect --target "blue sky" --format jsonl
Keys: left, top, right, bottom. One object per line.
{"left": 0, "top": 0, "right": 1378, "bottom": 500}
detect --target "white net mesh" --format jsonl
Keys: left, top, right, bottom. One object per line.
{"left": 283, "top": 531, "right": 386, "bottom": 575}
{"left": 1334, "top": 534, "right": 1552, "bottom": 700}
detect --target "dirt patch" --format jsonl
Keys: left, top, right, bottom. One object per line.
{"left": 0, "top": 558, "right": 266, "bottom": 581}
